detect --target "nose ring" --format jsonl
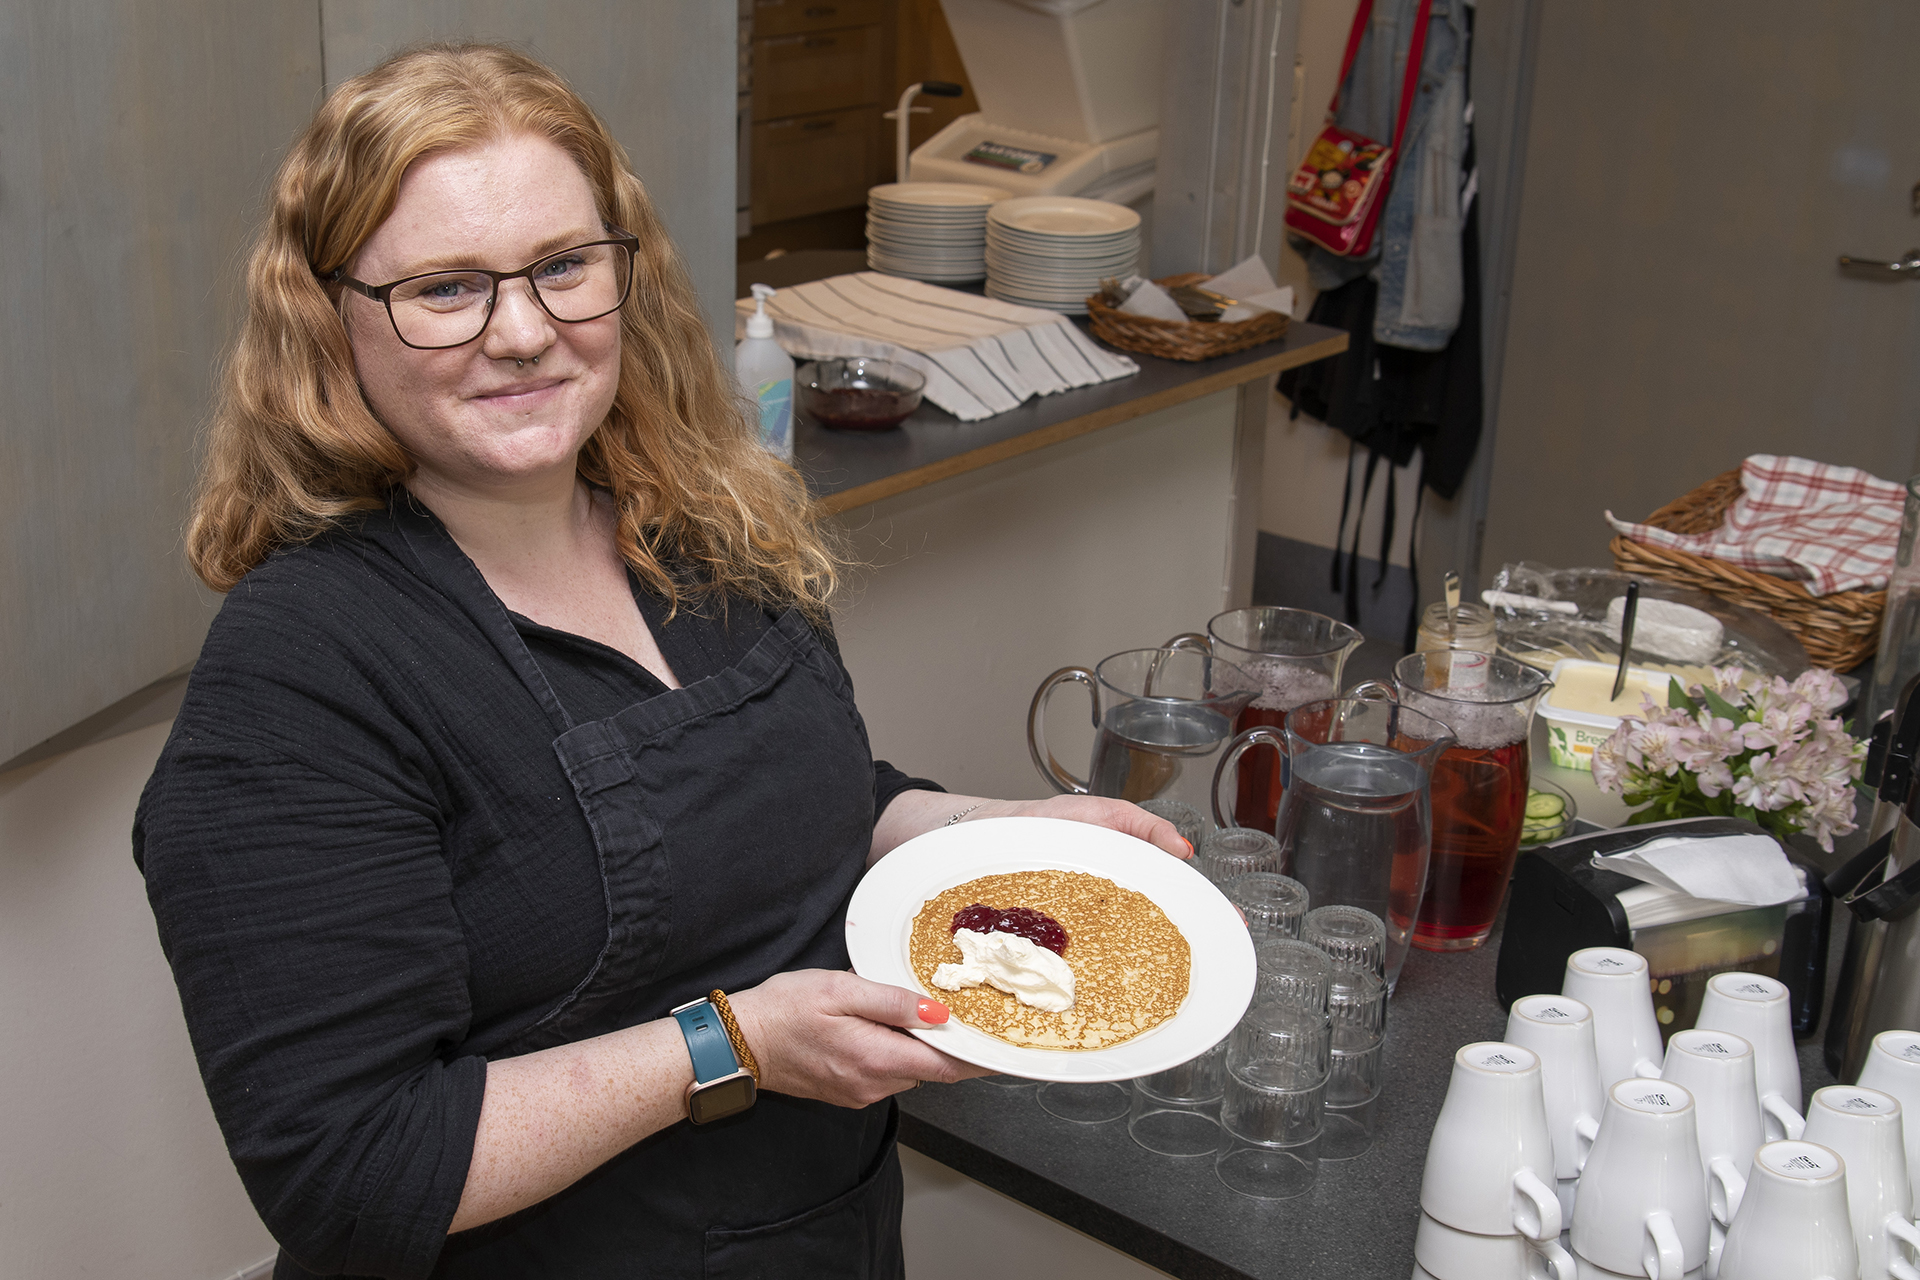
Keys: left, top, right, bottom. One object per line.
{"left": 513, "top": 356, "right": 540, "bottom": 369}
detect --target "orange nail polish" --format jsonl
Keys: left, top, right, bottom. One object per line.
{"left": 917, "top": 998, "right": 950, "bottom": 1024}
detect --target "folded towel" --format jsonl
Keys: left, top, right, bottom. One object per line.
{"left": 734, "top": 272, "right": 1137, "bottom": 422}
{"left": 1605, "top": 454, "right": 1905, "bottom": 596}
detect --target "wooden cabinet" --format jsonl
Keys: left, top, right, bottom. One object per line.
{"left": 751, "top": 107, "right": 881, "bottom": 224}
{"left": 745, "top": 0, "right": 889, "bottom": 227}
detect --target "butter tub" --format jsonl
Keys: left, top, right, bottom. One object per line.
{"left": 1539, "top": 658, "right": 1674, "bottom": 771}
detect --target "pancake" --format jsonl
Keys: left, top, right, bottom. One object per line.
{"left": 909, "top": 869, "right": 1190, "bottom": 1050}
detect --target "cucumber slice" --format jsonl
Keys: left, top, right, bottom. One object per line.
{"left": 1525, "top": 790, "right": 1566, "bottom": 820}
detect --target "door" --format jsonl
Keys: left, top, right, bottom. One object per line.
{"left": 1477, "top": 0, "right": 1920, "bottom": 576}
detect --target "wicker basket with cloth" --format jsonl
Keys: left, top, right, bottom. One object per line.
{"left": 1606, "top": 455, "right": 1900, "bottom": 669}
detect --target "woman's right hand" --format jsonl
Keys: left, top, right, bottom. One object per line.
{"left": 729, "top": 969, "right": 994, "bottom": 1107}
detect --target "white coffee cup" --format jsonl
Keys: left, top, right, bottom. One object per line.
{"left": 1858, "top": 1030, "right": 1920, "bottom": 1215}
{"left": 1569, "top": 1256, "right": 1705, "bottom": 1280}
{"left": 1693, "top": 973, "right": 1803, "bottom": 1142}
{"left": 1415, "top": 1211, "right": 1578, "bottom": 1280}
{"left": 1562, "top": 948, "right": 1664, "bottom": 1088}
{"left": 1662, "top": 1028, "right": 1763, "bottom": 1227}
{"left": 1802, "top": 1086, "right": 1920, "bottom": 1280}
{"left": 1421, "top": 1042, "right": 1564, "bottom": 1241}
{"left": 1714, "top": 1140, "right": 1858, "bottom": 1280}
{"left": 1571, "top": 1078, "right": 1711, "bottom": 1280}
{"left": 1508, "top": 994, "right": 1607, "bottom": 1182}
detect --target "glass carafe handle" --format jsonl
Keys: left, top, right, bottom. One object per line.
{"left": 1212, "top": 726, "right": 1286, "bottom": 830}
{"left": 1027, "top": 666, "right": 1097, "bottom": 795}
{"left": 1346, "top": 679, "right": 1398, "bottom": 701}
{"left": 1160, "top": 632, "right": 1212, "bottom": 654}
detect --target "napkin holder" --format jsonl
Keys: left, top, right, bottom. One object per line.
{"left": 1496, "top": 816, "right": 1830, "bottom": 1037}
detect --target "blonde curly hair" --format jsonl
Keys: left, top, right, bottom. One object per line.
{"left": 188, "top": 42, "right": 836, "bottom": 617}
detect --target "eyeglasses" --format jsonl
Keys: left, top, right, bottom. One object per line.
{"left": 328, "top": 229, "right": 639, "bottom": 350}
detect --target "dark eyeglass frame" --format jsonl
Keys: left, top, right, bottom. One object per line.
{"left": 325, "top": 228, "right": 641, "bottom": 350}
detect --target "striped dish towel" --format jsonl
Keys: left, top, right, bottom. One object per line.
{"left": 1605, "top": 454, "right": 1906, "bottom": 596}
{"left": 732, "top": 272, "right": 1137, "bottom": 422}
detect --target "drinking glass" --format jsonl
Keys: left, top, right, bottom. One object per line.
{"left": 1393, "top": 652, "right": 1553, "bottom": 952}
{"left": 1128, "top": 1055, "right": 1226, "bottom": 1158}
{"left": 1200, "top": 606, "right": 1362, "bottom": 833}
{"left": 1035, "top": 1081, "right": 1130, "bottom": 1123}
{"left": 1324, "top": 965, "right": 1388, "bottom": 1159}
{"left": 1302, "top": 904, "right": 1388, "bottom": 981}
{"left": 1217, "top": 1001, "right": 1331, "bottom": 1198}
{"left": 1196, "top": 826, "right": 1280, "bottom": 885}
{"left": 1226, "top": 871, "right": 1310, "bottom": 941}
{"left": 1252, "top": 936, "right": 1333, "bottom": 1012}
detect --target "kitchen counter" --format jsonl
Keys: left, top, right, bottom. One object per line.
{"left": 794, "top": 319, "right": 1347, "bottom": 514}
{"left": 898, "top": 901, "right": 1847, "bottom": 1279}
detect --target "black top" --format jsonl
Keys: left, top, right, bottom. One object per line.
{"left": 133, "top": 499, "right": 938, "bottom": 1276}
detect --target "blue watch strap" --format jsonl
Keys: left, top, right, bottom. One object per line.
{"left": 672, "top": 998, "right": 742, "bottom": 1084}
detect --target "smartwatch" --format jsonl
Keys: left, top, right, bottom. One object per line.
{"left": 670, "top": 993, "right": 758, "bottom": 1125}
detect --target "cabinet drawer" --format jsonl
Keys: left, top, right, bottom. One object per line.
{"left": 752, "top": 0, "right": 886, "bottom": 40}
{"left": 751, "top": 24, "right": 884, "bottom": 121}
{"left": 751, "top": 108, "right": 881, "bottom": 224}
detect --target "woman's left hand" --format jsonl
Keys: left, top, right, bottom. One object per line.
{"left": 869, "top": 791, "right": 1190, "bottom": 866}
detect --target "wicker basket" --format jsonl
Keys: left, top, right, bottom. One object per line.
{"left": 1608, "top": 469, "right": 1885, "bottom": 670}
{"left": 1084, "top": 273, "right": 1290, "bottom": 362}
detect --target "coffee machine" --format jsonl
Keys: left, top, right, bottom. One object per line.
{"left": 1825, "top": 674, "right": 1920, "bottom": 1080}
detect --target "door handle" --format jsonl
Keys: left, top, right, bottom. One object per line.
{"left": 1839, "top": 248, "right": 1920, "bottom": 278}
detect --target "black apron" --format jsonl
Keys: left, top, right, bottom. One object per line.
{"left": 329, "top": 512, "right": 906, "bottom": 1280}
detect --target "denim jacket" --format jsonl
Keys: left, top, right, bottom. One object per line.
{"left": 1304, "top": 0, "right": 1470, "bottom": 352}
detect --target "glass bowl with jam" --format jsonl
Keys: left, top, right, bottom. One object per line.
{"left": 797, "top": 357, "right": 926, "bottom": 431}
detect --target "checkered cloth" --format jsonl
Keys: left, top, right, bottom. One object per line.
{"left": 1606, "top": 455, "right": 1906, "bottom": 597}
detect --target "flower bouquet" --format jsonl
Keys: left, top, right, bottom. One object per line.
{"left": 1591, "top": 667, "right": 1868, "bottom": 851}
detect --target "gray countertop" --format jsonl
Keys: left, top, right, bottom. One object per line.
{"left": 898, "top": 895, "right": 1847, "bottom": 1280}
{"left": 789, "top": 317, "right": 1347, "bottom": 515}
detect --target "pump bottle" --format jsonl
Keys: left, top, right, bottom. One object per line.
{"left": 736, "top": 283, "right": 794, "bottom": 460}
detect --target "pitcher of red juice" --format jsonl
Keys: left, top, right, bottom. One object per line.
{"left": 1212, "top": 689, "right": 1453, "bottom": 990}
{"left": 1028, "top": 648, "right": 1263, "bottom": 821}
{"left": 1392, "top": 653, "right": 1553, "bottom": 953}
{"left": 1162, "top": 608, "right": 1362, "bottom": 833}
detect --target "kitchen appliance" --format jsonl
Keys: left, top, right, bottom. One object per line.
{"left": 914, "top": 0, "right": 1166, "bottom": 224}
{"left": 1825, "top": 674, "right": 1920, "bottom": 1081}
{"left": 1495, "top": 818, "right": 1831, "bottom": 1040}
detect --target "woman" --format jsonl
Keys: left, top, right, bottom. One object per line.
{"left": 134, "top": 43, "right": 1183, "bottom": 1280}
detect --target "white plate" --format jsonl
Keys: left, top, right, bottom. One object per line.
{"left": 987, "top": 196, "right": 1142, "bottom": 237}
{"left": 844, "top": 816, "right": 1254, "bottom": 1082}
{"left": 870, "top": 182, "right": 1012, "bottom": 208}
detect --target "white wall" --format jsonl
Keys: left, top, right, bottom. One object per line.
{"left": 0, "top": 722, "right": 275, "bottom": 1280}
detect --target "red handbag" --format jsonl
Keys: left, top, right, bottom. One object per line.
{"left": 1284, "top": 0, "right": 1432, "bottom": 258}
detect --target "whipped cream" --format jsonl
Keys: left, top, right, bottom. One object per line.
{"left": 932, "top": 928, "right": 1075, "bottom": 1012}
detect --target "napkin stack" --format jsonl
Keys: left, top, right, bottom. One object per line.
{"left": 1593, "top": 834, "right": 1807, "bottom": 928}
{"left": 1116, "top": 253, "right": 1297, "bottom": 324}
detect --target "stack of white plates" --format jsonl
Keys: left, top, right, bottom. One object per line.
{"left": 866, "top": 183, "right": 1010, "bottom": 284}
{"left": 984, "top": 196, "right": 1142, "bottom": 314}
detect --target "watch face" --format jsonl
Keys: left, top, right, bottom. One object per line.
{"left": 689, "top": 1073, "right": 756, "bottom": 1125}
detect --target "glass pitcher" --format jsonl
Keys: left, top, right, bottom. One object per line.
{"left": 1392, "top": 653, "right": 1553, "bottom": 954}
{"left": 1164, "top": 608, "right": 1363, "bottom": 835}
{"left": 1212, "top": 688, "right": 1454, "bottom": 989}
{"left": 1866, "top": 474, "right": 1920, "bottom": 729}
{"left": 1028, "top": 648, "right": 1262, "bottom": 824}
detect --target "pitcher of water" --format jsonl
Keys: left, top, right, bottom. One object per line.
{"left": 1211, "top": 688, "right": 1454, "bottom": 989}
{"left": 1028, "top": 649, "right": 1263, "bottom": 821}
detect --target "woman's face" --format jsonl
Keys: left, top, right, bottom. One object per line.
{"left": 344, "top": 132, "right": 623, "bottom": 500}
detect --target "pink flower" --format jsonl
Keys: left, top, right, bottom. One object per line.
{"left": 1592, "top": 728, "right": 1626, "bottom": 793}
{"left": 1790, "top": 668, "right": 1850, "bottom": 714}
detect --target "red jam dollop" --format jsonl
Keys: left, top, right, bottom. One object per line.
{"left": 948, "top": 903, "right": 1069, "bottom": 956}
